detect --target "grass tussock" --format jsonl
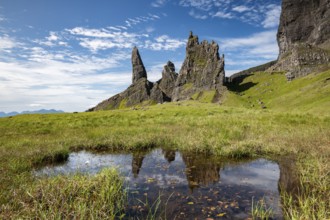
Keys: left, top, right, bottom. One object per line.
{"left": 281, "top": 157, "right": 330, "bottom": 220}
{"left": 11, "top": 168, "right": 126, "bottom": 220}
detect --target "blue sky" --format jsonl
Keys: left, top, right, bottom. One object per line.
{"left": 0, "top": 0, "right": 281, "bottom": 112}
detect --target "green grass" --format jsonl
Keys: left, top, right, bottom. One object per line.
{"left": 12, "top": 168, "right": 126, "bottom": 219}
{"left": 119, "top": 98, "right": 128, "bottom": 109}
{"left": 192, "top": 90, "right": 217, "bottom": 103}
{"left": 225, "top": 70, "right": 330, "bottom": 114}
{"left": 0, "top": 69, "right": 329, "bottom": 219}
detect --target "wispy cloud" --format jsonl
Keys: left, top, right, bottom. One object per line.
{"left": 144, "top": 35, "right": 186, "bottom": 51}
{"left": 211, "top": 11, "right": 234, "bottom": 19}
{"left": 124, "top": 14, "right": 161, "bottom": 28}
{"left": 179, "top": 0, "right": 281, "bottom": 28}
{"left": 151, "top": 0, "right": 168, "bottom": 8}
{"left": 179, "top": 0, "right": 215, "bottom": 11}
{"left": 232, "top": 5, "right": 251, "bottom": 13}
{"left": 0, "top": 35, "right": 18, "bottom": 49}
{"left": 217, "top": 30, "right": 279, "bottom": 75}
{"left": 262, "top": 4, "right": 281, "bottom": 28}
{"left": 34, "top": 31, "right": 68, "bottom": 47}
{"left": 189, "top": 10, "right": 208, "bottom": 19}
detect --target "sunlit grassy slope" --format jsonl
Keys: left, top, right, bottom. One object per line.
{"left": 224, "top": 70, "right": 330, "bottom": 114}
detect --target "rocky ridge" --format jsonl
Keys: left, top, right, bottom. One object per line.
{"left": 269, "top": 0, "right": 330, "bottom": 77}
{"left": 89, "top": 32, "right": 225, "bottom": 111}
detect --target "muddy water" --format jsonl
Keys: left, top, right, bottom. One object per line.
{"left": 36, "top": 149, "right": 284, "bottom": 219}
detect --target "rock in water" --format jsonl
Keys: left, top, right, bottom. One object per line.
{"left": 269, "top": 0, "right": 330, "bottom": 77}
{"left": 132, "top": 46, "right": 147, "bottom": 83}
{"left": 172, "top": 32, "right": 225, "bottom": 101}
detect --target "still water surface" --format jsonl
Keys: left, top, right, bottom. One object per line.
{"left": 36, "top": 148, "right": 283, "bottom": 219}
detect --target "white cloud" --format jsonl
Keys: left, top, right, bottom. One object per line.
{"left": 189, "top": 10, "right": 208, "bottom": 19}
{"left": 179, "top": 0, "right": 216, "bottom": 11}
{"left": 212, "top": 11, "right": 234, "bottom": 19}
{"left": 232, "top": 5, "right": 251, "bottom": 13}
{"left": 262, "top": 5, "right": 281, "bottom": 28}
{"left": 178, "top": 0, "right": 281, "bottom": 29}
{"left": 220, "top": 30, "right": 277, "bottom": 50}
{"left": 34, "top": 31, "right": 67, "bottom": 47}
{"left": 0, "top": 43, "right": 133, "bottom": 112}
{"left": 217, "top": 30, "right": 279, "bottom": 74}
{"left": 79, "top": 38, "right": 134, "bottom": 52}
{"left": 151, "top": 0, "right": 167, "bottom": 7}
{"left": 144, "top": 35, "right": 186, "bottom": 51}
{"left": 47, "top": 32, "right": 59, "bottom": 41}
{"left": 67, "top": 27, "right": 149, "bottom": 52}
{"left": 0, "top": 35, "right": 19, "bottom": 49}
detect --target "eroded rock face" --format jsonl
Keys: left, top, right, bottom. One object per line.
{"left": 132, "top": 46, "right": 147, "bottom": 84}
{"left": 271, "top": 0, "right": 330, "bottom": 76}
{"left": 172, "top": 32, "right": 225, "bottom": 101}
{"left": 158, "top": 61, "right": 178, "bottom": 99}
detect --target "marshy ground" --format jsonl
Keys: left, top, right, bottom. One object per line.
{"left": 0, "top": 70, "right": 329, "bottom": 219}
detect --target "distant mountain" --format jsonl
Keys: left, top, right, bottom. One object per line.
{"left": 0, "top": 109, "right": 64, "bottom": 118}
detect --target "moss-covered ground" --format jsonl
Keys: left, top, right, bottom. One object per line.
{"left": 0, "top": 70, "right": 329, "bottom": 219}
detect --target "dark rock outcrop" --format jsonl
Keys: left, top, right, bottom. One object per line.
{"left": 89, "top": 32, "right": 226, "bottom": 111}
{"left": 269, "top": 0, "right": 330, "bottom": 77}
{"left": 158, "top": 61, "right": 178, "bottom": 99}
{"left": 172, "top": 32, "right": 225, "bottom": 101}
{"left": 132, "top": 46, "right": 147, "bottom": 83}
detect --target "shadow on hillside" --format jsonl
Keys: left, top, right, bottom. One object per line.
{"left": 227, "top": 81, "right": 258, "bottom": 93}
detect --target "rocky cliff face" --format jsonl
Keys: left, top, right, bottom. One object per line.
{"left": 270, "top": 0, "right": 330, "bottom": 77}
{"left": 89, "top": 32, "right": 226, "bottom": 111}
{"left": 173, "top": 32, "right": 225, "bottom": 101}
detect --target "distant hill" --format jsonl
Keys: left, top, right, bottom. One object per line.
{"left": 0, "top": 109, "right": 64, "bottom": 118}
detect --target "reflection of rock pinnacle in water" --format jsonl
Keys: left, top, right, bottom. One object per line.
{"left": 162, "top": 149, "right": 176, "bottom": 163}
{"left": 182, "top": 154, "right": 221, "bottom": 191}
{"left": 132, "top": 153, "right": 145, "bottom": 178}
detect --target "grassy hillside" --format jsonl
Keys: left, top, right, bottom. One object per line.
{"left": 225, "top": 70, "right": 330, "bottom": 114}
{"left": 0, "top": 69, "right": 329, "bottom": 219}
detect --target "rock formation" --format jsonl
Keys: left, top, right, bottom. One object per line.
{"left": 89, "top": 47, "right": 166, "bottom": 111}
{"left": 132, "top": 46, "right": 147, "bottom": 83}
{"left": 89, "top": 32, "right": 226, "bottom": 111}
{"left": 269, "top": 0, "right": 330, "bottom": 77}
{"left": 172, "top": 32, "right": 225, "bottom": 101}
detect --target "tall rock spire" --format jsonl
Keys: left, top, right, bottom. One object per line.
{"left": 132, "top": 47, "right": 147, "bottom": 84}
{"left": 172, "top": 32, "right": 225, "bottom": 101}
